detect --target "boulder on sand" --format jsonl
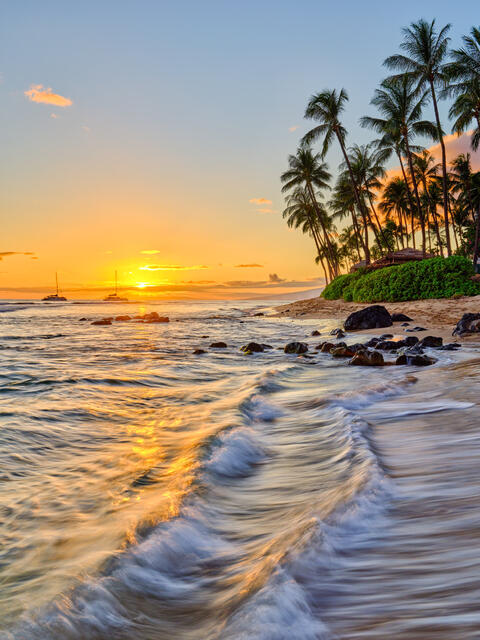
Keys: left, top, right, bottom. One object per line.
{"left": 284, "top": 342, "right": 308, "bottom": 354}
{"left": 210, "top": 341, "right": 227, "bottom": 348}
{"left": 391, "top": 313, "right": 413, "bottom": 322}
{"left": 418, "top": 336, "right": 443, "bottom": 348}
{"left": 452, "top": 313, "right": 480, "bottom": 336}
{"left": 344, "top": 305, "right": 392, "bottom": 331}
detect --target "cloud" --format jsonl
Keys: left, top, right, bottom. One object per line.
{"left": 235, "top": 263, "right": 263, "bottom": 268}
{"left": 139, "top": 264, "right": 208, "bottom": 271}
{"left": 257, "top": 208, "right": 277, "bottom": 214}
{"left": 140, "top": 249, "right": 160, "bottom": 254}
{"left": 50, "top": 113, "right": 58, "bottom": 119}
{"left": 289, "top": 125, "right": 299, "bottom": 132}
{"left": 24, "top": 84, "right": 72, "bottom": 107}
{"left": 249, "top": 198, "right": 272, "bottom": 205}
{"left": 269, "top": 273, "right": 285, "bottom": 283}
{"left": 0, "top": 251, "right": 35, "bottom": 261}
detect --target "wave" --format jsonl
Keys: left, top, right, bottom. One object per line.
{"left": 205, "top": 427, "right": 267, "bottom": 479}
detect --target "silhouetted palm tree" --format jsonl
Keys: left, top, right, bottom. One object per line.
{"left": 384, "top": 19, "right": 452, "bottom": 254}
{"left": 302, "top": 88, "right": 372, "bottom": 263}
{"left": 361, "top": 75, "right": 437, "bottom": 255}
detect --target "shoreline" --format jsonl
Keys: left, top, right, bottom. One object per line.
{"left": 272, "top": 295, "right": 480, "bottom": 344}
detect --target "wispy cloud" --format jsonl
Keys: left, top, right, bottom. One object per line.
{"left": 289, "top": 125, "right": 299, "bottom": 132}
{"left": 0, "top": 251, "right": 35, "bottom": 261}
{"left": 24, "top": 84, "right": 72, "bottom": 107}
{"left": 140, "top": 249, "right": 161, "bottom": 255}
{"left": 249, "top": 198, "right": 272, "bottom": 205}
{"left": 139, "top": 264, "right": 208, "bottom": 271}
{"left": 235, "top": 263, "right": 263, "bottom": 268}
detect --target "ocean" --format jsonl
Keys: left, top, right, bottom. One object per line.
{"left": 1, "top": 299, "right": 480, "bottom": 639}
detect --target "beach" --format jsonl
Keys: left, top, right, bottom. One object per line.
{"left": 274, "top": 294, "right": 480, "bottom": 343}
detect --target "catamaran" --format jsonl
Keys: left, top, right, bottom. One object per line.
{"left": 42, "top": 273, "right": 67, "bottom": 301}
{"left": 103, "top": 271, "right": 128, "bottom": 302}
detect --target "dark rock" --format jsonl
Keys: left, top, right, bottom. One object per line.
{"left": 418, "top": 336, "right": 443, "bottom": 348}
{"left": 262, "top": 344, "right": 273, "bottom": 350}
{"left": 144, "top": 312, "right": 169, "bottom": 323}
{"left": 320, "top": 342, "right": 335, "bottom": 353}
{"left": 240, "top": 342, "right": 264, "bottom": 353}
{"left": 201, "top": 335, "right": 209, "bottom": 338}
{"left": 79, "top": 317, "right": 88, "bottom": 321}
{"left": 404, "top": 336, "right": 419, "bottom": 346}
{"left": 406, "top": 326, "right": 427, "bottom": 332}
{"left": 344, "top": 305, "right": 392, "bottom": 331}
{"left": 379, "top": 333, "right": 394, "bottom": 340}
{"left": 210, "top": 341, "right": 227, "bottom": 348}
{"left": 391, "top": 313, "right": 413, "bottom": 322}
{"left": 330, "top": 328, "right": 345, "bottom": 337}
{"left": 253, "top": 312, "right": 265, "bottom": 317}
{"left": 115, "top": 315, "right": 131, "bottom": 321}
{"left": 439, "top": 343, "right": 461, "bottom": 351}
{"left": 396, "top": 353, "right": 436, "bottom": 366}
{"left": 452, "top": 313, "right": 480, "bottom": 336}
{"left": 350, "top": 349, "right": 385, "bottom": 366}
{"left": 284, "top": 342, "right": 308, "bottom": 354}
{"left": 335, "top": 330, "right": 346, "bottom": 339}
{"left": 350, "top": 343, "right": 367, "bottom": 352}
{"left": 331, "top": 346, "right": 355, "bottom": 358}
{"left": 376, "top": 340, "right": 399, "bottom": 351}
{"left": 193, "top": 349, "right": 206, "bottom": 355}
{"left": 364, "top": 337, "right": 381, "bottom": 348}
{"left": 91, "top": 318, "right": 112, "bottom": 326}
{"left": 401, "top": 322, "right": 410, "bottom": 327}
{"left": 311, "top": 330, "right": 321, "bottom": 336}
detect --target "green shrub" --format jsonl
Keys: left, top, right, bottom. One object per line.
{"left": 321, "top": 256, "right": 480, "bottom": 302}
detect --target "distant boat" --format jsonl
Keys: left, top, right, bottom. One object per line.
{"left": 42, "top": 273, "right": 67, "bottom": 302}
{"left": 104, "top": 271, "right": 128, "bottom": 302}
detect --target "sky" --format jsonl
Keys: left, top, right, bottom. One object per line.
{"left": 1, "top": 0, "right": 479, "bottom": 299}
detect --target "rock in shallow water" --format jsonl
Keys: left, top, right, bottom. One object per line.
{"left": 344, "top": 305, "right": 392, "bottom": 331}
{"left": 210, "top": 341, "right": 227, "bottom": 348}
{"left": 284, "top": 342, "right": 308, "bottom": 354}
{"left": 418, "top": 336, "right": 443, "bottom": 348}
{"left": 349, "top": 350, "right": 385, "bottom": 366}
{"left": 91, "top": 318, "right": 112, "bottom": 326}
{"left": 240, "top": 342, "right": 264, "bottom": 353}
{"left": 396, "top": 353, "right": 437, "bottom": 366}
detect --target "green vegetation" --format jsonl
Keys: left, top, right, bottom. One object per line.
{"left": 321, "top": 256, "right": 480, "bottom": 302}
{"left": 281, "top": 20, "right": 480, "bottom": 284}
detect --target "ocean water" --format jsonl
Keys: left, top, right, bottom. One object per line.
{"left": 0, "top": 299, "right": 480, "bottom": 639}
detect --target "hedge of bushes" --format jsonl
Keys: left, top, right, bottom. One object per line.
{"left": 321, "top": 256, "right": 480, "bottom": 303}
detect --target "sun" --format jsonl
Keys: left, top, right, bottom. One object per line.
{"left": 137, "top": 282, "right": 149, "bottom": 289}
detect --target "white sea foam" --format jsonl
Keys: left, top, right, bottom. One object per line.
{"left": 206, "top": 428, "right": 267, "bottom": 478}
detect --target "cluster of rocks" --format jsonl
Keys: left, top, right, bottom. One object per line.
{"left": 90, "top": 311, "right": 169, "bottom": 326}
{"left": 453, "top": 313, "right": 480, "bottom": 336}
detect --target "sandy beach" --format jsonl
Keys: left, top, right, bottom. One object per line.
{"left": 273, "top": 294, "right": 480, "bottom": 343}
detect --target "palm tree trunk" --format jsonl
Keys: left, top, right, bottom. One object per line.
{"left": 335, "top": 129, "right": 371, "bottom": 264}
{"left": 473, "top": 203, "right": 480, "bottom": 270}
{"left": 367, "top": 191, "right": 389, "bottom": 254}
{"left": 350, "top": 208, "right": 363, "bottom": 262}
{"left": 305, "top": 181, "right": 337, "bottom": 276}
{"left": 404, "top": 134, "right": 426, "bottom": 255}
{"left": 396, "top": 149, "right": 418, "bottom": 249}
{"left": 429, "top": 79, "right": 451, "bottom": 256}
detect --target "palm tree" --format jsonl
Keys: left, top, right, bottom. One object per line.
{"left": 329, "top": 172, "right": 367, "bottom": 261}
{"left": 448, "top": 79, "right": 480, "bottom": 152}
{"left": 361, "top": 75, "right": 438, "bottom": 256}
{"left": 280, "top": 147, "right": 337, "bottom": 275}
{"left": 450, "top": 154, "right": 476, "bottom": 224}
{"left": 412, "top": 150, "right": 444, "bottom": 254}
{"left": 301, "top": 88, "right": 372, "bottom": 263}
{"left": 384, "top": 19, "right": 452, "bottom": 255}
{"left": 447, "top": 25, "right": 480, "bottom": 91}
{"left": 380, "top": 177, "right": 412, "bottom": 248}
{"left": 282, "top": 187, "right": 332, "bottom": 283}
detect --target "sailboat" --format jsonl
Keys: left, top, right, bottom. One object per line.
{"left": 103, "top": 271, "right": 128, "bottom": 302}
{"left": 42, "top": 273, "right": 67, "bottom": 301}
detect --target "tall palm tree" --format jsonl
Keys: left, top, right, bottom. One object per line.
{"left": 280, "top": 147, "right": 337, "bottom": 275}
{"left": 361, "top": 75, "right": 437, "bottom": 255}
{"left": 447, "top": 25, "right": 480, "bottom": 91}
{"left": 329, "top": 173, "right": 365, "bottom": 262}
{"left": 384, "top": 19, "right": 452, "bottom": 254}
{"left": 301, "top": 88, "right": 372, "bottom": 263}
